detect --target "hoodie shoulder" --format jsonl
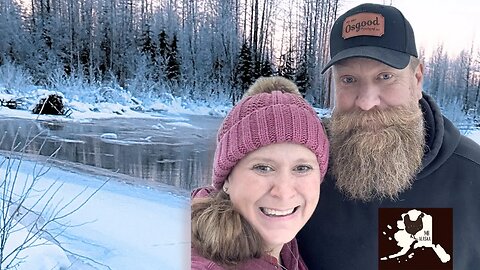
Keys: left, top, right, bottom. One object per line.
{"left": 454, "top": 134, "right": 480, "bottom": 166}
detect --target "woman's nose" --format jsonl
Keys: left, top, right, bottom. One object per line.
{"left": 269, "top": 172, "right": 296, "bottom": 199}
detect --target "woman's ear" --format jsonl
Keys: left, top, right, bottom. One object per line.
{"left": 223, "top": 180, "right": 230, "bottom": 194}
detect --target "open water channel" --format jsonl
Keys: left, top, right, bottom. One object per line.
{"left": 0, "top": 113, "right": 222, "bottom": 191}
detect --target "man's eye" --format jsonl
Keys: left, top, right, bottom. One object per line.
{"left": 252, "top": 164, "right": 274, "bottom": 173}
{"left": 294, "top": 165, "right": 313, "bottom": 173}
{"left": 379, "top": 73, "right": 393, "bottom": 80}
{"left": 341, "top": 76, "right": 356, "bottom": 84}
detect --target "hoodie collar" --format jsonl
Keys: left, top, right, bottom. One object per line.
{"left": 417, "top": 93, "right": 461, "bottom": 179}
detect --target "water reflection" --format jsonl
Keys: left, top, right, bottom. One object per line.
{"left": 0, "top": 115, "right": 220, "bottom": 191}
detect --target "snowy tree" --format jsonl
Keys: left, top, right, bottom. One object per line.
{"left": 260, "top": 58, "right": 274, "bottom": 77}
{"left": 425, "top": 45, "right": 449, "bottom": 104}
{"left": 459, "top": 44, "right": 475, "bottom": 113}
{"left": 139, "top": 23, "right": 157, "bottom": 66}
{"left": 98, "top": 1, "right": 113, "bottom": 80}
{"left": 278, "top": 49, "right": 295, "bottom": 81}
{"left": 234, "top": 42, "right": 255, "bottom": 100}
{"left": 295, "top": 54, "right": 309, "bottom": 96}
{"left": 166, "top": 34, "right": 182, "bottom": 85}
{"left": 0, "top": 0, "right": 29, "bottom": 65}
{"left": 158, "top": 30, "right": 170, "bottom": 64}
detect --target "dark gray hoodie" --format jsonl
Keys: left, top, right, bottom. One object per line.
{"left": 297, "top": 93, "right": 480, "bottom": 269}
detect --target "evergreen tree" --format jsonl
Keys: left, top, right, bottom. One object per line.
{"left": 99, "top": 32, "right": 111, "bottom": 77}
{"left": 211, "top": 58, "right": 223, "bottom": 83}
{"left": 139, "top": 23, "right": 157, "bottom": 64}
{"left": 278, "top": 49, "right": 295, "bottom": 81}
{"left": 295, "top": 55, "right": 309, "bottom": 96}
{"left": 138, "top": 22, "right": 157, "bottom": 82}
{"left": 209, "top": 58, "right": 225, "bottom": 97}
{"left": 79, "top": 45, "right": 90, "bottom": 79}
{"left": 158, "top": 30, "right": 170, "bottom": 62}
{"left": 166, "top": 34, "right": 181, "bottom": 84}
{"left": 249, "top": 52, "right": 263, "bottom": 82}
{"left": 98, "top": 4, "right": 112, "bottom": 78}
{"left": 156, "top": 30, "right": 170, "bottom": 81}
{"left": 260, "top": 58, "right": 274, "bottom": 77}
{"left": 234, "top": 42, "right": 254, "bottom": 95}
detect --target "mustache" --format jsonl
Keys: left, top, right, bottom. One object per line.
{"left": 331, "top": 105, "right": 422, "bottom": 130}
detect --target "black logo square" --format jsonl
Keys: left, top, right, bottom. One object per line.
{"left": 378, "top": 208, "right": 453, "bottom": 270}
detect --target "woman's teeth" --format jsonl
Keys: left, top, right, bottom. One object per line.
{"left": 260, "top": 207, "right": 296, "bottom": 217}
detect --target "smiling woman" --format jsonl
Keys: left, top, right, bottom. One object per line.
{"left": 225, "top": 143, "right": 321, "bottom": 260}
{"left": 190, "top": 76, "right": 329, "bottom": 269}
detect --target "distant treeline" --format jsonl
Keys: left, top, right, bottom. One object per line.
{"left": 0, "top": 0, "right": 479, "bottom": 121}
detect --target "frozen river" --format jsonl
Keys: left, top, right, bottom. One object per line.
{"left": 0, "top": 113, "right": 222, "bottom": 191}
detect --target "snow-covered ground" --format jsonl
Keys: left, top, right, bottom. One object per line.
{"left": 1, "top": 153, "right": 189, "bottom": 270}
{"left": 0, "top": 87, "right": 331, "bottom": 122}
{"left": 0, "top": 88, "right": 233, "bottom": 122}
{"left": 469, "top": 130, "right": 480, "bottom": 143}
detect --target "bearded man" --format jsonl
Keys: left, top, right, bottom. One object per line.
{"left": 297, "top": 3, "right": 480, "bottom": 270}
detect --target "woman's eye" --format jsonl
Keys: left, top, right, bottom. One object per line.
{"left": 294, "top": 165, "right": 313, "bottom": 173}
{"left": 252, "top": 164, "right": 274, "bottom": 173}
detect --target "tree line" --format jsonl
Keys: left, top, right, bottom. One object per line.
{"left": 422, "top": 44, "right": 480, "bottom": 124}
{"left": 0, "top": 0, "right": 338, "bottom": 105}
{"left": 0, "top": 0, "right": 479, "bottom": 122}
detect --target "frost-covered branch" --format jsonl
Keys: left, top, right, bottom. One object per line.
{"left": 0, "top": 130, "right": 108, "bottom": 270}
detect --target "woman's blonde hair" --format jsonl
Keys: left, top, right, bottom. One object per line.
{"left": 191, "top": 191, "right": 263, "bottom": 266}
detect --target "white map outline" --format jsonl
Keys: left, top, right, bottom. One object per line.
{"left": 380, "top": 209, "right": 451, "bottom": 263}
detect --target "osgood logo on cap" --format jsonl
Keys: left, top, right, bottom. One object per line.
{"left": 342, "top": 12, "right": 385, "bottom": 39}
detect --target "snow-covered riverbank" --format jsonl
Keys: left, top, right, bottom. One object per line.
{"left": 1, "top": 153, "right": 189, "bottom": 270}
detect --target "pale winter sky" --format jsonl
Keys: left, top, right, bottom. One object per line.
{"left": 340, "top": 0, "right": 480, "bottom": 58}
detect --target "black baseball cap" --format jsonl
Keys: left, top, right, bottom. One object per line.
{"left": 322, "top": 3, "right": 418, "bottom": 74}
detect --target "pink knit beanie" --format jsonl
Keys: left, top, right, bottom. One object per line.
{"left": 212, "top": 89, "right": 329, "bottom": 190}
